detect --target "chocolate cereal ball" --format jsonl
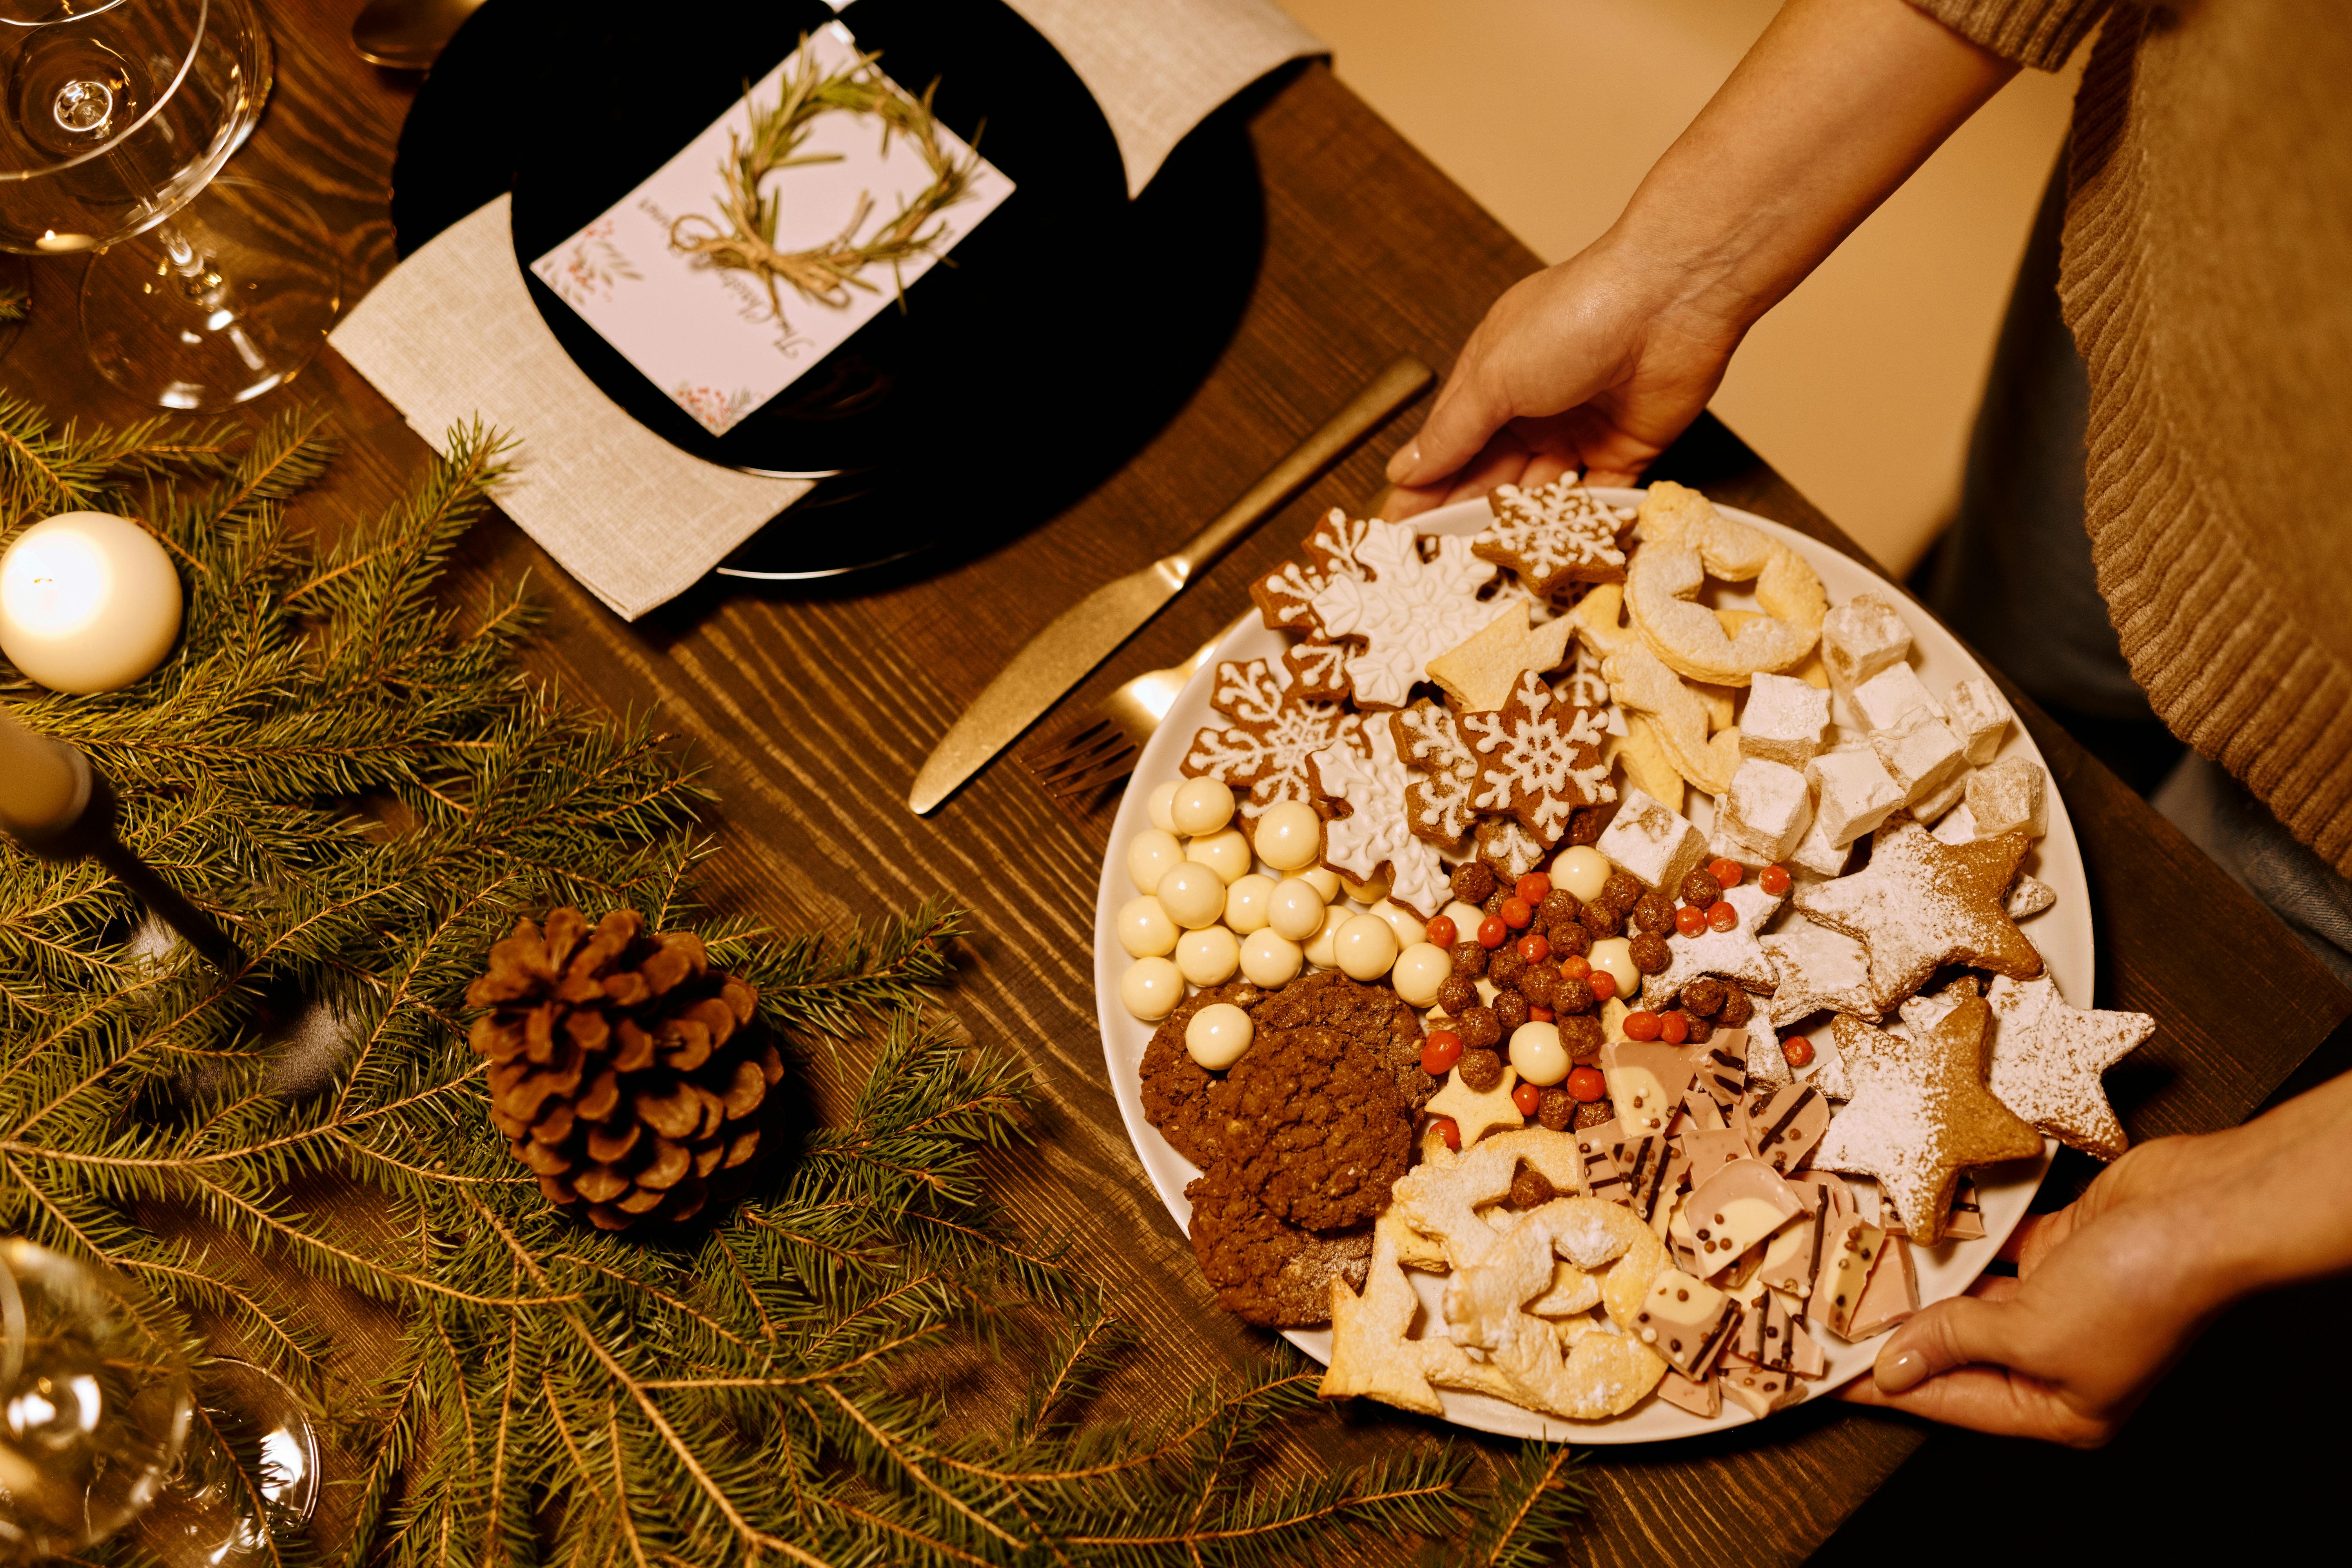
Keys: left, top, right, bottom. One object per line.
{"left": 1598, "top": 870, "right": 1644, "bottom": 914}
{"left": 1633, "top": 890, "right": 1677, "bottom": 935}
{"left": 1628, "top": 932, "right": 1672, "bottom": 974}
{"left": 1681, "top": 1010, "right": 1715, "bottom": 1045}
{"left": 1546, "top": 918, "right": 1591, "bottom": 959}
{"left": 1682, "top": 977, "right": 1728, "bottom": 1018}
{"left": 1451, "top": 940, "right": 1488, "bottom": 978}
{"left": 1494, "top": 992, "right": 1531, "bottom": 1033}
{"left": 1457, "top": 1047, "right": 1504, "bottom": 1093}
{"left": 1508, "top": 1165, "right": 1558, "bottom": 1209}
{"left": 1552, "top": 975, "right": 1596, "bottom": 1015}
{"left": 1717, "top": 988, "right": 1754, "bottom": 1028}
{"left": 1488, "top": 949, "right": 1528, "bottom": 989}
{"left": 1517, "top": 963, "right": 1559, "bottom": 1009}
{"left": 1537, "top": 1087, "right": 1577, "bottom": 1132}
{"left": 1559, "top": 1014, "right": 1605, "bottom": 1063}
{"left": 1579, "top": 900, "right": 1624, "bottom": 940}
{"left": 1679, "top": 867, "right": 1723, "bottom": 908}
{"left": 1455, "top": 1006, "right": 1502, "bottom": 1051}
{"left": 1574, "top": 1096, "right": 1617, "bottom": 1130}
{"left": 1437, "top": 975, "right": 1479, "bottom": 1016}
{"left": 1451, "top": 862, "right": 1495, "bottom": 906}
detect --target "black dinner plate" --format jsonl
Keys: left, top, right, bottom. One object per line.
{"left": 390, "top": 0, "right": 1266, "bottom": 581}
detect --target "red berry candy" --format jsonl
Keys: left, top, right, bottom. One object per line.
{"left": 1784, "top": 1036, "right": 1816, "bottom": 1069}
{"left": 1422, "top": 1030, "right": 1464, "bottom": 1076}
{"left": 1431, "top": 1116, "right": 1461, "bottom": 1151}
{"left": 1588, "top": 970, "right": 1618, "bottom": 1003}
{"left": 1426, "top": 915, "right": 1458, "bottom": 949}
{"left": 1501, "top": 897, "right": 1534, "bottom": 930}
{"left": 1759, "top": 864, "right": 1791, "bottom": 897}
{"left": 1708, "top": 857, "right": 1744, "bottom": 888}
{"left": 1517, "top": 933, "right": 1550, "bottom": 965}
{"left": 1674, "top": 906, "right": 1707, "bottom": 937}
{"left": 1529, "top": 1004, "right": 1555, "bottom": 1024}
{"left": 1515, "top": 872, "right": 1552, "bottom": 905}
{"left": 1707, "top": 900, "right": 1739, "bottom": 932}
{"left": 1558, "top": 954, "right": 1591, "bottom": 980}
{"left": 1512, "top": 1081, "right": 1543, "bottom": 1116}
{"left": 1477, "top": 915, "right": 1509, "bottom": 949}
{"left": 1658, "top": 1011, "right": 1690, "bottom": 1045}
{"left": 1567, "top": 1065, "right": 1606, "bottom": 1103}
{"left": 1622, "top": 1009, "right": 1662, "bottom": 1042}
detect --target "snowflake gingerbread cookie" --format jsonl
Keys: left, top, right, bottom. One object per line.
{"left": 1470, "top": 475, "right": 1633, "bottom": 599}
{"left": 1459, "top": 669, "right": 1615, "bottom": 850}
{"left": 1181, "top": 658, "right": 1365, "bottom": 820}
{"left": 1308, "top": 721, "right": 1452, "bottom": 919}
{"left": 1309, "top": 519, "right": 1496, "bottom": 709}
{"left": 1248, "top": 508, "right": 1374, "bottom": 634}
{"left": 1391, "top": 699, "right": 1479, "bottom": 849}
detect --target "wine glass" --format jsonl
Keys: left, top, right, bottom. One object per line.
{"left": 0, "top": 0, "right": 339, "bottom": 408}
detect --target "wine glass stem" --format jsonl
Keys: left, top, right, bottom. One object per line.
{"left": 161, "top": 221, "right": 211, "bottom": 290}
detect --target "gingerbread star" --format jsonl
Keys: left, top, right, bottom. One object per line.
{"left": 1983, "top": 974, "right": 2153, "bottom": 1161}
{"left": 1248, "top": 507, "right": 1373, "bottom": 632}
{"left": 1308, "top": 722, "right": 1452, "bottom": 918}
{"left": 1638, "top": 878, "right": 1784, "bottom": 1007}
{"left": 1810, "top": 996, "right": 2043, "bottom": 1243}
{"left": 1182, "top": 658, "right": 1365, "bottom": 821}
{"left": 1470, "top": 475, "right": 1632, "bottom": 599}
{"left": 1425, "top": 601, "right": 1575, "bottom": 714}
{"left": 1459, "top": 669, "right": 1614, "bottom": 849}
{"left": 1392, "top": 699, "right": 1479, "bottom": 849}
{"left": 1423, "top": 1061, "right": 1526, "bottom": 1149}
{"left": 1791, "top": 818, "right": 2043, "bottom": 1005}
{"left": 1309, "top": 520, "right": 1497, "bottom": 709}
{"left": 1761, "top": 916, "right": 1901, "bottom": 1027}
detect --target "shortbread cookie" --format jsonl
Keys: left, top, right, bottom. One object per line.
{"left": 1183, "top": 658, "right": 1367, "bottom": 821}
{"left": 1594, "top": 787, "right": 1707, "bottom": 893}
{"left": 1984, "top": 973, "right": 2153, "bottom": 1161}
{"left": 1624, "top": 481, "right": 1826, "bottom": 686}
{"left": 1392, "top": 699, "right": 1480, "bottom": 848}
{"left": 1249, "top": 508, "right": 1373, "bottom": 632}
{"left": 1423, "top": 1058, "right": 1525, "bottom": 1148}
{"left": 1810, "top": 997, "right": 2043, "bottom": 1243}
{"left": 1579, "top": 584, "right": 1742, "bottom": 795}
{"left": 1460, "top": 669, "right": 1615, "bottom": 849}
{"left": 1426, "top": 601, "right": 1575, "bottom": 714}
{"left": 1308, "top": 519, "right": 1496, "bottom": 708}
{"left": 1187, "top": 1162, "right": 1371, "bottom": 1326}
{"left": 1605, "top": 713, "right": 1688, "bottom": 816}
{"left": 1639, "top": 878, "right": 1784, "bottom": 1006}
{"left": 1321, "top": 1212, "right": 1515, "bottom": 1414}
{"left": 1793, "top": 818, "right": 2043, "bottom": 1003}
{"left": 1308, "top": 722, "right": 1452, "bottom": 919}
{"left": 1470, "top": 475, "right": 1633, "bottom": 599}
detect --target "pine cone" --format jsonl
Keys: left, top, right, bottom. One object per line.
{"left": 467, "top": 908, "right": 782, "bottom": 1230}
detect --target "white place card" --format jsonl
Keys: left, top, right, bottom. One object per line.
{"left": 529, "top": 21, "right": 1015, "bottom": 437}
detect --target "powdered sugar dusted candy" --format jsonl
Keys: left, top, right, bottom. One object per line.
{"left": 1785, "top": 807, "right": 1854, "bottom": 879}
{"left": 1308, "top": 519, "right": 1496, "bottom": 709}
{"left": 1720, "top": 757, "right": 1813, "bottom": 860}
{"left": 1847, "top": 661, "right": 1943, "bottom": 733}
{"left": 1869, "top": 711, "right": 1968, "bottom": 809}
{"left": 1739, "top": 672, "right": 1833, "bottom": 769}
{"left": 1596, "top": 786, "right": 1707, "bottom": 891}
{"left": 1984, "top": 973, "right": 2152, "bottom": 1161}
{"left": 1967, "top": 756, "right": 2048, "bottom": 839}
{"left": 1945, "top": 676, "right": 2013, "bottom": 765}
{"left": 2009, "top": 874, "right": 2055, "bottom": 918}
{"left": 1308, "top": 722, "right": 1452, "bottom": 919}
{"left": 1820, "top": 591, "right": 1912, "bottom": 691}
{"left": 1908, "top": 762, "right": 1973, "bottom": 826}
{"left": 1471, "top": 475, "right": 1632, "bottom": 599}
{"left": 1804, "top": 746, "right": 1904, "bottom": 848}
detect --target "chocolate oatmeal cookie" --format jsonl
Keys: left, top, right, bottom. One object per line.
{"left": 1208, "top": 1025, "right": 1412, "bottom": 1231}
{"left": 1247, "top": 969, "right": 1433, "bottom": 1111}
{"left": 1185, "top": 1164, "right": 1371, "bottom": 1327}
{"left": 1139, "top": 981, "right": 1267, "bottom": 1167}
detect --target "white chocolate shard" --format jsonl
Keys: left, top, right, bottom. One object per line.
{"left": 1847, "top": 662, "right": 1943, "bottom": 734}
{"left": 1720, "top": 1359, "right": 1806, "bottom": 1417}
{"left": 1738, "top": 672, "right": 1834, "bottom": 769}
{"left": 1755, "top": 1210, "right": 1818, "bottom": 1300}
{"left": 1684, "top": 1158, "right": 1806, "bottom": 1279}
{"left": 1594, "top": 786, "right": 1707, "bottom": 891}
{"left": 1601, "top": 1042, "right": 1701, "bottom": 1138}
{"left": 1967, "top": 756, "right": 2048, "bottom": 840}
{"left": 1655, "top": 1366, "right": 1721, "bottom": 1418}
{"left": 1820, "top": 592, "right": 1913, "bottom": 693}
{"left": 1844, "top": 1231, "right": 1920, "bottom": 1340}
{"left": 1635, "top": 1268, "right": 1736, "bottom": 1377}
{"left": 1745, "top": 1083, "right": 1832, "bottom": 1174}
{"left": 1720, "top": 757, "right": 1813, "bottom": 861}
{"left": 1869, "top": 711, "right": 1969, "bottom": 809}
{"left": 1811, "top": 1213, "right": 1886, "bottom": 1340}
{"left": 1803, "top": 747, "right": 1904, "bottom": 848}
{"left": 1945, "top": 676, "right": 2014, "bottom": 766}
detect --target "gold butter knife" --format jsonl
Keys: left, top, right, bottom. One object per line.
{"left": 907, "top": 354, "right": 1433, "bottom": 815}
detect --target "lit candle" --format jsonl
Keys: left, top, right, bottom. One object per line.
{"left": 0, "top": 513, "right": 183, "bottom": 694}
{"left": 0, "top": 705, "right": 88, "bottom": 842}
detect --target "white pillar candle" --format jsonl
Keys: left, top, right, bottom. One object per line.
{"left": 0, "top": 513, "right": 183, "bottom": 694}
{"left": 0, "top": 706, "right": 87, "bottom": 840}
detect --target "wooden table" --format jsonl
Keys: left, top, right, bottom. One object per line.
{"left": 5, "top": 4, "right": 2347, "bottom": 1561}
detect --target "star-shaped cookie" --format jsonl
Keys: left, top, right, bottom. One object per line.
{"left": 1983, "top": 974, "right": 2153, "bottom": 1161}
{"left": 1810, "top": 996, "right": 2043, "bottom": 1243}
{"left": 1309, "top": 721, "right": 1452, "bottom": 918}
{"left": 1423, "top": 1061, "right": 1525, "bottom": 1148}
{"left": 1792, "top": 818, "right": 2043, "bottom": 1005}
{"left": 1426, "top": 602, "right": 1575, "bottom": 714}
{"left": 1310, "top": 520, "right": 1497, "bottom": 709}
{"left": 1392, "top": 699, "right": 1479, "bottom": 848}
{"left": 1761, "top": 916, "right": 1901, "bottom": 1026}
{"left": 1460, "top": 669, "right": 1615, "bottom": 849}
{"left": 1470, "top": 475, "right": 1632, "bottom": 599}
{"left": 1183, "top": 658, "right": 1366, "bottom": 820}
{"left": 1639, "top": 877, "right": 1784, "bottom": 1006}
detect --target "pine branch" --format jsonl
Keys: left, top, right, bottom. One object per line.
{"left": 1454, "top": 1443, "right": 1591, "bottom": 1568}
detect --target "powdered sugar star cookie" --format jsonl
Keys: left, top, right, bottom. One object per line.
{"left": 1309, "top": 519, "right": 1497, "bottom": 709}
{"left": 1249, "top": 508, "right": 1374, "bottom": 632}
{"left": 1392, "top": 699, "right": 1479, "bottom": 848}
{"left": 1793, "top": 818, "right": 2043, "bottom": 1005}
{"left": 1984, "top": 973, "right": 2153, "bottom": 1161}
{"left": 1183, "top": 658, "right": 1366, "bottom": 821}
{"left": 1459, "top": 669, "right": 1615, "bottom": 849}
{"left": 1471, "top": 475, "right": 1633, "bottom": 599}
{"left": 1761, "top": 918, "right": 1902, "bottom": 1026}
{"left": 1639, "top": 878, "right": 1784, "bottom": 1007}
{"left": 1308, "top": 720, "right": 1452, "bottom": 918}
{"left": 1810, "top": 996, "right": 2042, "bottom": 1243}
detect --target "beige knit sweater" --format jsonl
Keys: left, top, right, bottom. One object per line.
{"left": 1909, "top": 0, "right": 2352, "bottom": 876}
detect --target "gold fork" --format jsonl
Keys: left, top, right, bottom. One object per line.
{"left": 1024, "top": 616, "right": 1247, "bottom": 806}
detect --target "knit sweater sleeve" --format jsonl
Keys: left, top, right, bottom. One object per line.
{"left": 1903, "top": 0, "right": 2110, "bottom": 71}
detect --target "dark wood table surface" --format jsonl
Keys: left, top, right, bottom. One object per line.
{"left": 4, "top": 4, "right": 2347, "bottom": 1561}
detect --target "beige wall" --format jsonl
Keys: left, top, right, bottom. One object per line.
{"left": 1279, "top": 0, "right": 2082, "bottom": 574}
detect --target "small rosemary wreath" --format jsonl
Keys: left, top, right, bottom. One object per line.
{"left": 669, "top": 40, "right": 981, "bottom": 329}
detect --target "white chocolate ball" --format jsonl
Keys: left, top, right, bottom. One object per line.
{"left": 1509, "top": 1021, "right": 1569, "bottom": 1087}
{"left": 1176, "top": 926, "right": 1241, "bottom": 986}
{"left": 1185, "top": 827, "right": 1252, "bottom": 885}
{"left": 1223, "top": 874, "right": 1276, "bottom": 935}
{"left": 1170, "top": 777, "right": 1236, "bottom": 837}
{"left": 1155, "top": 862, "right": 1227, "bottom": 929}
{"left": 1240, "top": 927, "right": 1304, "bottom": 987}
{"left": 1588, "top": 936, "right": 1637, "bottom": 997}
{"left": 1127, "top": 829, "right": 1184, "bottom": 895}
{"left": 1120, "top": 957, "right": 1183, "bottom": 1021}
{"left": 1391, "top": 942, "right": 1450, "bottom": 1008}
{"left": 1267, "top": 877, "right": 1327, "bottom": 941}
{"left": 1185, "top": 1002, "right": 1254, "bottom": 1069}
{"left": 1372, "top": 901, "right": 1426, "bottom": 949}
{"left": 1303, "top": 904, "right": 1348, "bottom": 969}
{"left": 1253, "top": 801, "right": 1322, "bottom": 871}
{"left": 1289, "top": 867, "right": 1341, "bottom": 902}
{"left": 1116, "top": 895, "right": 1178, "bottom": 958}
{"left": 1147, "top": 779, "right": 1181, "bottom": 834}
{"left": 1439, "top": 900, "right": 1486, "bottom": 940}
{"left": 1333, "top": 913, "right": 1398, "bottom": 980}
{"left": 1339, "top": 872, "right": 1389, "bottom": 906}
{"left": 1554, "top": 846, "right": 1610, "bottom": 903}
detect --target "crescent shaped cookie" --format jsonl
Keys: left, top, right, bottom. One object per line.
{"left": 1578, "top": 584, "right": 1741, "bottom": 796}
{"left": 1626, "top": 481, "right": 1828, "bottom": 686}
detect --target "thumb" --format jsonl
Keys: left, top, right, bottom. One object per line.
{"left": 1871, "top": 1294, "right": 2023, "bottom": 1394}
{"left": 1385, "top": 358, "right": 1519, "bottom": 489}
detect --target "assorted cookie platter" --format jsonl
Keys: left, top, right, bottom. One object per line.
{"left": 1091, "top": 484, "right": 2128, "bottom": 1443}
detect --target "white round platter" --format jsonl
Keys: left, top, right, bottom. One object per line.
{"left": 1090, "top": 491, "right": 2085, "bottom": 1443}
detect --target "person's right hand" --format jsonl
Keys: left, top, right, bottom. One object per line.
{"left": 1380, "top": 237, "right": 1743, "bottom": 519}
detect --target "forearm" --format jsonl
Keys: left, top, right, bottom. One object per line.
{"left": 2196, "top": 1069, "right": 2352, "bottom": 1297}
{"left": 1605, "top": 0, "right": 2017, "bottom": 342}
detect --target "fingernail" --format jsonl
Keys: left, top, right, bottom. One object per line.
{"left": 1874, "top": 1346, "right": 1927, "bottom": 1394}
{"left": 1385, "top": 439, "right": 1421, "bottom": 483}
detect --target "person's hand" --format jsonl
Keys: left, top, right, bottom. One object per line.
{"left": 1840, "top": 1135, "right": 2238, "bottom": 1445}
{"left": 1380, "top": 238, "right": 1742, "bottom": 519}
